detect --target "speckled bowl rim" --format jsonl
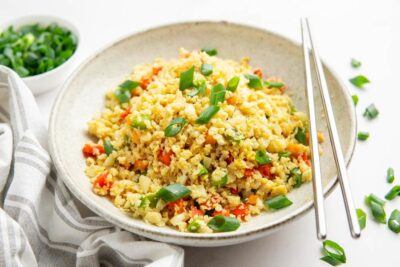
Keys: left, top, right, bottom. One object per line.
{"left": 49, "top": 20, "right": 357, "bottom": 244}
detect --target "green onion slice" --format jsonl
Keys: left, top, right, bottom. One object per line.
{"left": 365, "top": 194, "right": 386, "bottom": 224}
{"left": 387, "top": 167, "right": 395, "bottom": 183}
{"left": 188, "top": 80, "right": 207, "bottom": 97}
{"left": 363, "top": 104, "right": 379, "bottom": 120}
{"left": 195, "top": 105, "right": 220, "bottom": 124}
{"left": 164, "top": 117, "right": 187, "bottom": 137}
{"left": 264, "top": 195, "right": 293, "bottom": 210}
{"left": 245, "top": 74, "right": 263, "bottom": 89}
{"left": 179, "top": 66, "right": 194, "bottom": 90}
{"left": 156, "top": 184, "right": 191, "bottom": 202}
{"left": 278, "top": 151, "right": 291, "bottom": 159}
{"left": 255, "top": 150, "right": 271, "bottom": 165}
{"left": 388, "top": 209, "right": 400, "bottom": 233}
{"left": 365, "top": 193, "right": 386, "bottom": 206}
{"left": 211, "top": 174, "right": 228, "bottom": 188}
{"left": 210, "top": 83, "right": 226, "bottom": 105}
{"left": 139, "top": 194, "right": 158, "bottom": 208}
{"left": 114, "top": 88, "right": 131, "bottom": 104}
{"left": 291, "top": 167, "right": 302, "bottom": 188}
{"left": 349, "top": 75, "right": 370, "bottom": 88}
{"left": 225, "top": 128, "right": 245, "bottom": 143}
{"left": 351, "top": 58, "right": 361, "bottom": 68}
{"left": 295, "top": 127, "right": 307, "bottom": 145}
{"left": 352, "top": 95, "right": 359, "bottom": 106}
{"left": 264, "top": 81, "right": 285, "bottom": 88}
{"left": 200, "top": 63, "right": 213, "bottom": 76}
{"left": 385, "top": 185, "right": 400, "bottom": 201}
{"left": 188, "top": 219, "right": 202, "bottom": 233}
{"left": 356, "top": 208, "right": 367, "bottom": 230}
{"left": 201, "top": 47, "right": 217, "bottom": 56}
{"left": 104, "top": 140, "right": 114, "bottom": 156}
{"left": 320, "top": 240, "right": 346, "bottom": 266}
{"left": 227, "top": 76, "right": 240, "bottom": 92}
{"left": 198, "top": 164, "right": 208, "bottom": 176}
{"left": 119, "top": 80, "right": 140, "bottom": 91}
{"left": 357, "top": 132, "right": 369, "bottom": 141}
{"left": 131, "top": 114, "right": 150, "bottom": 130}
{"left": 207, "top": 215, "right": 240, "bottom": 232}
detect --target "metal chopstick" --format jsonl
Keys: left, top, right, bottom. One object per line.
{"left": 301, "top": 18, "right": 327, "bottom": 240}
{"left": 303, "top": 18, "right": 361, "bottom": 238}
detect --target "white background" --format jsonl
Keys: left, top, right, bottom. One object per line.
{"left": 2, "top": 0, "right": 400, "bottom": 266}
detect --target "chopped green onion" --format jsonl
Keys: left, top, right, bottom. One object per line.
{"left": 188, "top": 219, "right": 202, "bottom": 233}
{"left": 349, "top": 75, "right": 370, "bottom": 88}
{"left": 388, "top": 209, "right": 400, "bottom": 233}
{"left": 351, "top": 95, "right": 359, "bottom": 106}
{"left": 295, "top": 127, "right": 307, "bottom": 145}
{"left": 207, "top": 215, "right": 240, "bottom": 232}
{"left": 156, "top": 184, "right": 191, "bottom": 202}
{"left": 385, "top": 185, "right": 400, "bottom": 201}
{"left": 351, "top": 58, "right": 361, "bottom": 68}
{"left": 164, "top": 117, "right": 187, "bottom": 137}
{"left": 210, "top": 83, "right": 226, "bottom": 105}
{"left": 114, "top": 88, "right": 131, "bottom": 104}
{"left": 291, "top": 167, "right": 302, "bottom": 188}
{"left": 278, "top": 151, "right": 291, "bottom": 159}
{"left": 320, "top": 240, "right": 346, "bottom": 266}
{"left": 356, "top": 208, "right": 367, "bottom": 230}
{"left": 104, "top": 140, "right": 114, "bottom": 156}
{"left": 363, "top": 104, "right": 379, "bottom": 120}
{"left": 131, "top": 114, "right": 150, "bottom": 130}
{"left": 365, "top": 194, "right": 386, "bottom": 224}
{"left": 255, "top": 150, "right": 271, "bottom": 165}
{"left": 225, "top": 128, "right": 245, "bottom": 144}
{"left": 357, "top": 132, "right": 369, "bottom": 141}
{"left": 387, "top": 167, "right": 395, "bottom": 183}
{"left": 226, "top": 76, "right": 240, "bottom": 92}
{"left": 201, "top": 47, "right": 217, "bottom": 56}
{"left": 200, "top": 63, "right": 213, "bottom": 76}
{"left": 211, "top": 174, "right": 228, "bottom": 188}
{"left": 245, "top": 74, "right": 263, "bottom": 89}
{"left": 195, "top": 105, "right": 220, "bottom": 124}
{"left": 197, "top": 164, "right": 208, "bottom": 176}
{"left": 139, "top": 194, "right": 158, "bottom": 208}
{"left": 179, "top": 66, "right": 194, "bottom": 90}
{"left": 264, "top": 195, "right": 293, "bottom": 210}
{"left": 188, "top": 80, "right": 207, "bottom": 97}
{"left": 119, "top": 80, "right": 140, "bottom": 91}
{"left": 264, "top": 81, "right": 285, "bottom": 88}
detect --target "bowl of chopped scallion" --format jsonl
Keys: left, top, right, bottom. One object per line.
{"left": 0, "top": 15, "right": 79, "bottom": 94}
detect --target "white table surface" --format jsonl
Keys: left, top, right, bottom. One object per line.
{"left": 2, "top": 0, "right": 400, "bottom": 266}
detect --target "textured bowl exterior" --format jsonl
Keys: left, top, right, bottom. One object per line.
{"left": 49, "top": 21, "right": 356, "bottom": 247}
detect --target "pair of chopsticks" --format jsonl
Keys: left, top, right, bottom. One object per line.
{"left": 300, "top": 18, "right": 361, "bottom": 240}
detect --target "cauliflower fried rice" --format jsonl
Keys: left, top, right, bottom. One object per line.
{"left": 82, "top": 48, "right": 322, "bottom": 233}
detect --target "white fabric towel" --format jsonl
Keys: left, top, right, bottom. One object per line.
{"left": 0, "top": 66, "right": 184, "bottom": 267}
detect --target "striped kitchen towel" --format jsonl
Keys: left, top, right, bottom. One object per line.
{"left": 0, "top": 66, "right": 184, "bottom": 267}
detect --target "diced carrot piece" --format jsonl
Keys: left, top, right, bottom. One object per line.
{"left": 244, "top": 168, "right": 254, "bottom": 177}
{"left": 134, "top": 160, "right": 148, "bottom": 172}
{"left": 231, "top": 203, "right": 249, "bottom": 220}
{"left": 120, "top": 107, "right": 131, "bottom": 119}
{"left": 82, "top": 144, "right": 104, "bottom": 157}
{"left": 167, "top": 199, "right": 185, "bottom": 213}
{"left": 300, "top": 153, "right": 311, "bottom": 166}
{"left": 93, "top": 172, "right": 112, "bottom": 189}
{"left": 158, "top": 150, "right": 174, "bottom": 166}
{"left": 227, "top": 95, "right": 238, "bottom": 105}
{"left": 212, "top": 208, "right": 230, "bottom": 217}
{"left": 152, "top": 66, "right": 162, "bottom": 75}
{"left": 190, "top": 206, "right": 204, "bottom": 217}
{"left": 205, "top": 134, "right": 217, "bottom": 145}
{"left": 287, "top": 143, "right": 302, "bottom": 156}
{"left": 253, "top": 68, "right": 263, "bottom": 78}
{"left": 256, "top": 164, "right": 273, "bottom": 179}
{"left": 140, "top": 78, "right": 151, "bottom": 89}
{"left": 247, "top": 194, "right": 258, "bottom": 205}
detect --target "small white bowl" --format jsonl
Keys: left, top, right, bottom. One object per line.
{"left": 0, "top": 15, "right": 80, "bottom": 95}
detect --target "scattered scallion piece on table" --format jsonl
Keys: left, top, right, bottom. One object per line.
{"left": 156, "top": 184, "right": 191, "bottom": 202}
{"left": 388, "top": 209, "right": 400, "bottom": 234}
{"left": 264, "top": 195, "right": 293, "bottom": 209}
{"left": 291, "top": 167, "right": 302, "bottom": 188}
{"left": 210, "top": 83, "right": 226, "bottom": 105}
{"left": 320, "top": 240, "right": 346, "bottom": 266}
{"left": 164, "top": 117, "right": 187, "bottom": 137}
{"left": 255, "top": 150, "right": 271, "bottom": 165}
{"left": 200, "top": 63, "right": 213, "bottom": 76}
{"left": 363, "top": 104, "right": 379, "bottom": 120}
{"left": 386, "top": 167, "right": 395, "bottom": 183}
{"left": 195, "top": 105, "right": 220, "bottom": 124}
{"left": 351, "top": 58, "right": 361, "bottom": 68}
{"left": 349, "top": 75, "right": 370, "bottom": 88}
{"left": 365, "top": 194, "right": 386, "bottom": 224}
{"left": 201, "top": 47, "right": 217, "bottom": 56}
{"left": 385, "top": 185, "right": 400, "bottom": 201}
{"left": 245, "top": 74, "right": 263, "bottom": 89}
{"left": 207, "top": 215, "right": 240, "bottom": 232}
{"left": 356, "top": 208, "right": 367, "bottom": 230}
{"left": 226, "top": 76, "right": 240, "bottom": 92}
{"left": 357, "top": 132, "right": 369, "bottom": 141}
{"left": 351, "top": 95, "right": 359, "bottom": 106}
{"left": 103, "top": 140, "right": 114, "bottom": 156}
{"left": 295, "top": 127, "right": 307, "bottom": 145}
{"left": 179, "top": 66, "right": 194, "bottom": 90}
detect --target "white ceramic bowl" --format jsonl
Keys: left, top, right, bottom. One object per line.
{"left": 0, "top": 15, "right": 80, "bottom": 95}
{"left": 49, "top": 21, "right": 356, "bottom": 247}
